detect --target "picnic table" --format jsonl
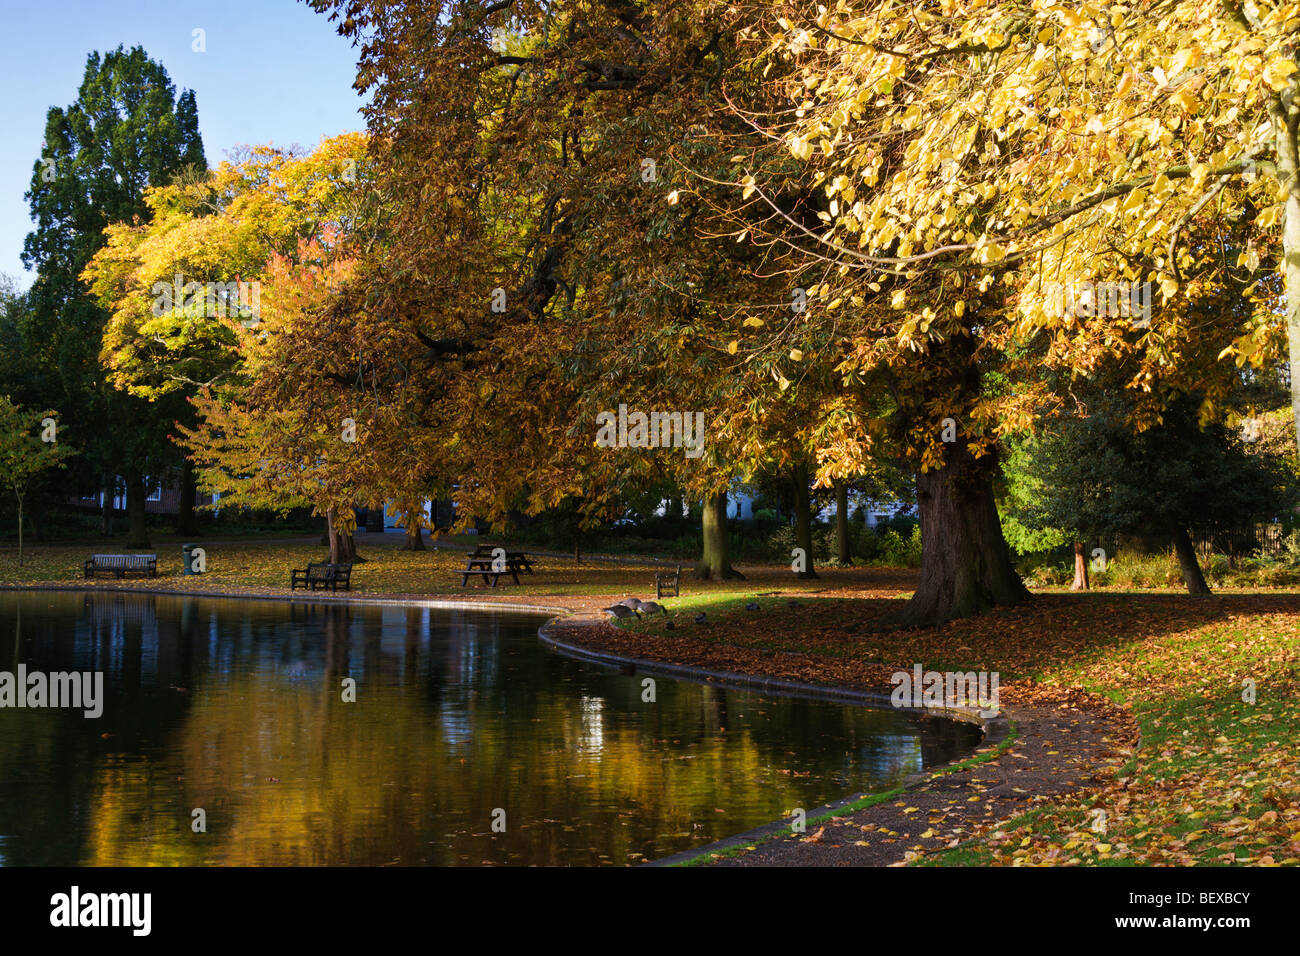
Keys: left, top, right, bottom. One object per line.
{"left": 453, "top": 545, "right": 535, "bottom": 587}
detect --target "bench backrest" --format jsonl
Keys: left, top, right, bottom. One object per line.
{"left": 90, "top": 554, "right": 156, "bottom": 568}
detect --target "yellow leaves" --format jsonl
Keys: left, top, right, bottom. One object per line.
{"left": 1121, "top": 189, "right": 1145, "bottom": 214}
{"left": 789, "top": 136, "right": 815, "bottom": 161}
{"left": 1168, "top": 88, "right": 1199, "bottom": 115}
{"left": 1169, "top": 47, "right": 1202, "bottom": 78}
{"left": 740, "top": 176, "right": 756, "bottom": 200}
{"left": 665, "top": 190, "right": 680, "bottom": 205}
{"left": 788, "top": 349, "right": 804, "bottom": 362}
{"left": 1255, "top": 205, "right": 1282, "bottom": 230}
{"left": 1151, "top": 173, "right": 1174, "bottom": 200}
{"left": 742, "top": 317, "right": 765, "bottom": 328}
{"left": 890, "top": 290, "right": 906, "bottom": 309}
{"left": 726, "top": 340, "right": 738, "bottom": 355}
{"left": 1263, "top": 56, "right": 1298, "bottom": 91}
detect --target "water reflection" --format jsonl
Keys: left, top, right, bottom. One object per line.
{"left": 0, "top": 591, "right": 980, "bottom": 866}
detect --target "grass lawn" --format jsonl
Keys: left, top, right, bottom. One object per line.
{"left": 3, "top": 536, "right": 1297, "bottom": 865}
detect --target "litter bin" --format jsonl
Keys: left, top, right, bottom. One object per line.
{"left": 182, "top": 543, "right": 201, "bottom": 575}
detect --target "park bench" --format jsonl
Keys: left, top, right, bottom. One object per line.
{"left": 84, "top": 554, "right": 158, "bottom": 579}
{"left": 290, "top": 562, "right": 353, "bottom": 591}
{"left": 656, "top": 564, "right": 682, "bottom": 599}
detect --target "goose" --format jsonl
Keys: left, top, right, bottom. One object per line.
{"left": 745, "top": 602, "right": 760, "bottom": 611}
{"left": 602, "top": 604, "right": 639, "bottom": 620}
{"left": 637, "top": 601, "right": 667, "bottom": 616}
{"left": 694, "top": 612, "right": 708, "bottom": 624}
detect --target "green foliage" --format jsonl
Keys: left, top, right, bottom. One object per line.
{"left": 17, "top": 45, "right": 205, "bottom": 504}
{"left": 1004, "top": 385, "right": 1294, "bottom": 545}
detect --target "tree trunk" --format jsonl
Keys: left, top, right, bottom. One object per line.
{"left": 404, "top": 521, "right": 426, "bottom": 551}
{"left": 326, "top": 505, "right": 358, "bottom": 564}
{"left": 1071, "top": 541, "right": 1089, "bottom": 590}
{"left": 125, "top": 473, "right": 149, "bottom": 548}
{"left": 1271, "top": 79, "right": 1300, "bottom": 449}
{"left": 16, "top": 494, "right": 24, "bottom": 568}
{"left": 696, "top": 491, "right": 744, "bottom": 580}
{"left": 890, "top": 441, "right": 1029, "bottom": 627}
{"left": 1172, "top": 527, "right": 1211, "bottom": 595}
{"left": 791, "top": 463, "right": 818, "bottom": 578}
{"left": 835, "top": 480, "right": 852, "bottom": 566}
{"left": 176, "top": 458, "right": 198, "bottom": 536}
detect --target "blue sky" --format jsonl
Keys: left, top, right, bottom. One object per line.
{"left": 0, "top": 0, "right": 367, "bottom": 287}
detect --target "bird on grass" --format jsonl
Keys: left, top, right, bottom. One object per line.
{"left": 637, "top": 601, "right": 667, "bottom": 617}
{"left": 619, "top": 597, "right": 645, "bottom": 611}
{"left": 745, "top": 602, "right": 760, "bottom": 611}
{"left": 694, "top": 612, "right": 708, "bottom": 624}
{"left": 602, "top": 604, "right": 638, "bottom": 620}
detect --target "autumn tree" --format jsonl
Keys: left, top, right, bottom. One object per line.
{"left": 82, "top": 134, "right": 370, "bottom": 536}
{"left": 707, "top": 1, "right": 1298, "bottom": 622}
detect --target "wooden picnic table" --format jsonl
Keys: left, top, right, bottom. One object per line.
{"left": 462, "top": 546, "right": 535, "bottom": 575}
{"left": 455, "top": 557, "right": 521, "bottom": 588}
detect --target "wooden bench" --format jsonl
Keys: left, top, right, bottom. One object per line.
{"left": 291, "top": 562, "right": 353, "bottom": 591}
{"left": 656, "top": 564, "right": 682, "bottom": 599}
{"left": 84, "top": 554, "right": 158, "bottom": 579}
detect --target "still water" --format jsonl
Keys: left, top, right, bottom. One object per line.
{"left": 0, "top": 591, "right": 980, "bottom": 865}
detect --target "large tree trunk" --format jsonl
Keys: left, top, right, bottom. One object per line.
{"left": 326, "top": 505, "right": 358, "bottom": 564}
{"left": 176, "top": 459, "right": 198, "bottom": 536}
{"left": 791, "top": 463, "right": 818, "bottom": 579}
{"left": 834, "top": 480, "right": 852, "bottom": 566}
{"left": 1071, "top": 541, "right": 1090, "bottom": 590}
{"left": 125, "top": 473, "right": 150, "bottom": 548}
{"left": 891, "top": 441, "right": 1029, "bottom": 627}
{"left": 696, "top": 491, "right": 744, "bottom": 580}
{"left": 1172, "top": 527, "right": 1211, "bottom": 595}
{"left": 1271, "top": 77, "right": 1300, "bottom": 449}
{"left": 16, "top": 495, "right": 24, "bottom": 568}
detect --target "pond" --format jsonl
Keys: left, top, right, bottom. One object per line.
{"left": 0, "top": 591, "right": 981, "bottom": 866}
